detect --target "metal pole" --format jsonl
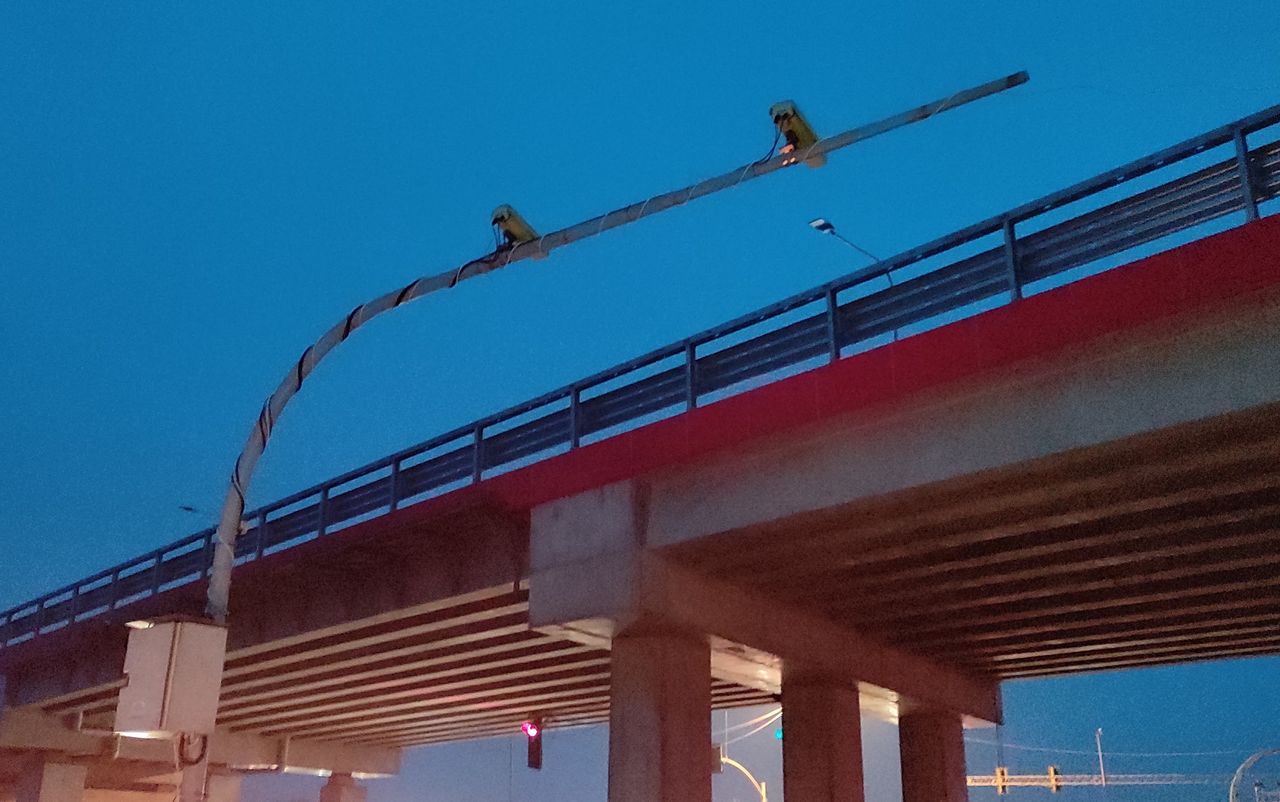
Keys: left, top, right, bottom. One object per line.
{"left": 1095, "top": 728, "right": 1107, "bottom": 787}
{"left": 1235, "top": 128, "right": 1260, "bottom": 222}
{"left": 1002, "top": 218, "right": 1022, "bottom": 300}
{"left": 685, "top": 341, "right": 699, "bottom": 410}
{"left": 202, "top": 70, "right": 1029, "bottom": 623}
{"left": 720, "top": 755, "right": 768, "bottom": 802}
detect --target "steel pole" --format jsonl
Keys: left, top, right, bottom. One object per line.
{"left": 203, "top": 70, "right": 1029, "bottom": 623}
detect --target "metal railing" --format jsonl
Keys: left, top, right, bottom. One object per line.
{"left": 4, "top": 103, "right": 1279, "bottom": 649}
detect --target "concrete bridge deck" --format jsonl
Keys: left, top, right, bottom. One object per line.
{"left": 6, "top": 214, "right": 1278, "bottom": 744}
{"left": 3, "top": 105, "right": 1280, "bottom": 802}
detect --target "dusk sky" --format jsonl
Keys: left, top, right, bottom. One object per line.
{"left": 2, "top": 2, "right": 1278, "bottom": 800}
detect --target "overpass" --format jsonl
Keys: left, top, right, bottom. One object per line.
{"left": 2, "top": 103, "right": 1279, "bottom": 802}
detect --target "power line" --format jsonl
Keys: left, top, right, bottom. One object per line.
{"left": 965, "top": 736, "right": 1259, "bottom": 758}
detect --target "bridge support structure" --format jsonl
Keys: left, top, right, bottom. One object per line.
{"left": 204, "top": 773, "right": 243, "bottom": 802}
{"left": 899, "top": 709, "right": 969, "bottom": 802}
{"left": 318, "top": 774, "right": 366, "bottom": 802}
{"left": 607, "top": 630, "right": 712, "bottom": 802}
{"left": 780, "top": 671, "right": 865, "bottom": 802}
{"left": 528, "top": 479, "right": 999, "bottom": 802}
{"left": 14, "top": 759, "right": 87, "bottom": 802}
{"left": 0, "top": 708, "right": 396, "bottom": 802}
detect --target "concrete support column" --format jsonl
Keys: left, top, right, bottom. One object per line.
{"left": 899, "top": 710, "right": 968, "bottom": 802}
{"left": 781, "top": 675, "right": 864, "bottom": 802}
{"left": 204, "top": 774, "right": 243, "bottom": 802}
{"left": 15, "top": 759, "right": 87, "bottom": 802}
{"left": 318, "top": 774, "right": 366, "bottom": 802}
{"left": 607, "top": 630, "right": 711, "bottom": 802}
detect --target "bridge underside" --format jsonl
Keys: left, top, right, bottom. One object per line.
{"left": 667, "top": 398, "right": 1280, "bottom": 680}
{"left": 19, "top": 582, "right": 775, "bottom": 751}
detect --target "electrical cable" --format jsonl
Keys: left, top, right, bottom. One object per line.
{"left": 832, "top": 232, "right": 882, "bottom": 263}
{"left": 177, "top": 733, "right": 208, "bottom": 766}
{"left": 722, "top": 709, "right": 784, "bottom": 747}
{"left": 717, "top": 706, "right": 783, "bottom": 737}
{"left": 965, "top": 736, "right": 1260, "bottom": 758}
{"left": 754, "top": 129, "right": 783, "bottom": 166}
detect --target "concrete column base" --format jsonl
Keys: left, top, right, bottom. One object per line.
{"left": 204, "top": 774, "right": 243, "bottom": 802}
{"left": 782, "top": 675, "right": 865, "bottom": 802}
{"left": 899, "top": 710, "right": 968, "bottom": 802}
{"left": 16, "top": 759, "right": 87, "bottom": 802}
{"left": 319, "top": 774, "right": 366, "bottom": 802}
{"left": 607, "top": 631, "right": 712, "bottom": 802}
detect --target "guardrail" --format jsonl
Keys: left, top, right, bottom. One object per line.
{"left": 4, "top": 103, "right": 1279, "bottom": 649}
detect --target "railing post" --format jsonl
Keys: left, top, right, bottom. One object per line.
{"left": 685, "top": 342, "right": 698, "bottom": 410}
{"left": 1002, "top": 218, "right": 1023, "bottom": 300}
{"left": 472, "top": 424, "right": 485, "bottom": 483}
{"left": 203, "top": 531, "right": 215, "bottom": 577}
{"left": 825, "top": 287, "right": 841, "bottom": 362}
{"left": 316, "top": 486, "right": 330, "bottom": 537}
{"left": 389, "top": 459, "right": 401, "bottom": 511}
{"left": 150, "top": 550, "right": 164, "bottom": 595}
{"left": 69, "top": 584, "right": 81, "bottom": 622}
{"left": 1234, "top": 128, "right": 1260, "bottom": 222}
{"left": 108, "top": 568, "right": 121, "bottom": 610}
{"left": 255, "top": 511, "right": 268, "bottom": 559}
{"left": 569, "top": 387, "right": 582, "bottom": 449}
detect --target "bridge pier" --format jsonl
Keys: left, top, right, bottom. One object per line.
{"left": 318, "top": 774, "right": 366, "bottom": 802}
{"left": 780, "top": 671, "right": 865, "bottom": 802}
{"left": 528, "top": 478, "right": 998, "bottom": 801}
{"left": 899, "top": 709, "right": 968, "bottom": 802}
{"left": 607, "top": 629, "right": 711, "bottom": 802}
{"left": 14, "top": 759, "right": 86, "bottom": 802}
{"left": 202, "top": 773, "right": 242, "bottom": 802}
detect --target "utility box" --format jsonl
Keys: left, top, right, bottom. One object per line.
{"left": 114, "top": 616, "right": 227, "bottom": 738}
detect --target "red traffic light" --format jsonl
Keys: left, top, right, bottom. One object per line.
{"left": 522, "top": 719, "right": 544, "bottom": 770}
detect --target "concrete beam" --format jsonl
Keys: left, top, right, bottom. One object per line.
{"left": 529, "top": 549, "right": 1000, "bottom": 723}
{"left": 0, "top": 709, "right": 399, "bottom": 778}
{"left": 15, "top": 759, "right": 86, "bottom": 802}
{"left": 642, "top": 292, "right": 1280, "bottom": 551}
{"left": 82, "top": 792, "right": 173, "bottom": 802}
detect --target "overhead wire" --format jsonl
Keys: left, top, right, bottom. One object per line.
{"left": 965, "top": 736, "right": 1260, "bottom": 758}
{"left": 722, "top": 709, "right": 784, "bottom": 747}
{"left": 717, "top": 706, "right": 783, "bottom": 737}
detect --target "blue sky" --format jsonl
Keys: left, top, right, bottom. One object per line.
{"left": 2, "top": 2, "right": 1279, "bottom": 800}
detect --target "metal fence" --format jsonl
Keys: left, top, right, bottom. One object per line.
{"left": 4, "top": 103, "right": 1279, "bottom": 649}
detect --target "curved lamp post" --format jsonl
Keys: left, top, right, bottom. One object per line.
{"left": 203, "top": 70, "right": 1028, "bottom": 623}
{"left": 1230, "top": 748, "right": 1280, "bottom": 802}
{"left": 721, "top": 755, "right": 768, "bottom": 802}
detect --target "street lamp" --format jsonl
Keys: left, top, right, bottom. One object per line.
{"left": 808, "top": 217, "right": 881, "bottom": 264}
{"left": 720, "top": 755, "right": 768, "bottom": 802}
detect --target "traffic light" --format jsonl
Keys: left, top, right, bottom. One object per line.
{"left": 522, "top": 719, "right": 543, "bottom": 770}
{"left": 1048, "top": 765, "right": 1061, "bottom": 793}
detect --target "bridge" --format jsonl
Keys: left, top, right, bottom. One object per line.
{"left": 2, "top": 102, "right": 1279, "bottom": 802}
